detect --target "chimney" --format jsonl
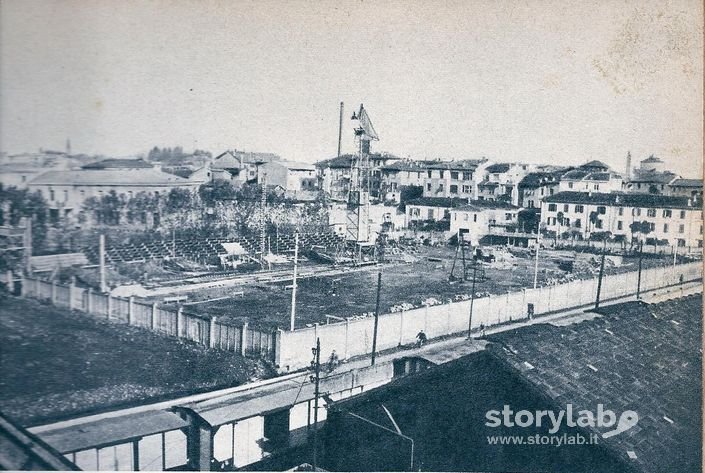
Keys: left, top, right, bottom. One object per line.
{"left": 625, "top": 151, "right": 632, "bottom": 180}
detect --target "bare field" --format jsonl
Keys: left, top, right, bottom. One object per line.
{"left": 156, "top": 246, "right": 674, "bottom": 330}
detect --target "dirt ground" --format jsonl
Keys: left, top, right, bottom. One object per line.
{"left": 0, "top": 296, "right": 272, "bottom": 426}
{"left": 165, "top": 246, "right": 675, "bottom": 330}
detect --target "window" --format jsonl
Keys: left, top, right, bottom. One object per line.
{"left": 528, "top": 200, "right": 534, "bottom": 208}
{"left": 618, "top": 207, "right": 624, "bottom": 216}
{"left": 595, "top": 219, "right": 603, "bottom": 229}
{"left": 427, "top": 209, "right": 434, "bottom": 219}
{"left": 473, "top": 214, "right": 477, "bottom": 222}
{"left": 649, "top": 222, "right": 656, "bottom": 232}
{"left": 451, "top": 171, "right": 459, "bottom": 180}
{"left": 564, "top": 218, "right": 570, "bottom": 226}
{"left": 411, "top": 208, "right": 420, "bottom": 217}
{"left": 548, "top": 204, "right": 557, "bottom": 211}
{"left": 463, "top": 171, "right": 472, "bottom": 180}
{"left": 575, "top": 218, "right": 581, "bottom": 228}
{"left": 464, "top": 213, "right": 469, "bottom": 221}
{"left": 450, "top": 185, "right": 458, "bottom": 194}
{"left": 593, "top": 184, "right": 599, "bottom": 190}
{"left": 680, "top": 210, "right": 686, "bottom": 219}
{"left": 663, "top": 209, "right": 672, "bottom": 218}
{"left": 462, "top": 185, "right": 470, "bottom": 193}
{"left": 617, "top": 221, "right": 623, "bottom": 230}
{"left": 663, "top": 223, "right": 669, "bottom": 233}
{"left": 575, "top": 205, "right": 584, "bottom": 213}
{"left": 568, "top": 182, "right": 574, "bottom": 189}
{"left": 427, "top": 170, "right": 432, "bottom": 178}
{"left": 647, "top": 208, "right": 656, "bottom": 217}
{"left": 563, "top": 204, "right": 569, "bottom": 212}
{"left": 63, "top": 190, "right": 68, "bottom": 202}
{"left": 549, "top": 188, "right": 554, "bottom": 195}
{"left": 49, "top": 189, "right": 55, "bottom": 201}
{"left": 505, "top": 213, "right": 513, "bottom": 221}
{"left": 438, "top": 184, "right": 444, "bottom": 192}
{"left": 439, "top": 170, "right": 445, "bottom": 178}
{"left": 426, "top": 183, "right": 431, "bottom": 191}
{"left": 635, "top": 208, "right": 641, "bottom": 216}
{"left": 679, "top": 224, "right": 685, "bottom": 234}
{"left": 597, "top": 206, "right": 606, "bottom": 214}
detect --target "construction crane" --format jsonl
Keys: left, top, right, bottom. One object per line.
{"left": 343, "top": 104, "right": 378, "bottom": 264}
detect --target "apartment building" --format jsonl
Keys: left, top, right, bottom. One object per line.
{"left": 476, "top": 163, "right": 533, "bottom": 205}
{"left": 421, "top": 159, "right": 489, "bottom": 200}
{"left": 541, "top": 191, "right": 703, "bottom": 248}
{"left": 449, "top": 200, "right": 521, "bottom": 245}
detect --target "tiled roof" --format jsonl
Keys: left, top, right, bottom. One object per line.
{"left": 28, "top": 169, "right": 194, "bottom": 186}
{"left": 580, "top": 159, "right": 610, "bottom": 170}
{"left": 518, "top": 171, "right": 562, "bottom": 189}
{"left": 406, "top": 197, "right": 468, "bottom": 208}
{"left": 485, "top": 163, "right": 512, "bottom": 173}
{"left": 543, "top": 191, "right": 693, "bottom": 208}
{"left": 454, "top": 200, "right": 519, "bottom": 211}
{"left": 427, "top": 159, "right": 483, "bottom": 170}
{"left": 316, "top": 154, "right": 355, "bottom": 169}
{"left": 562, "top": 170, "right": 591, "bottom": 180}
{"left": 488, "top": 295, "right": 702, "bottom": 473}
{"left": 81, "top": 158, "right": 152, "bottom": 169}
{"left": 670, "top": 178, "right": 702, "bottom": 188}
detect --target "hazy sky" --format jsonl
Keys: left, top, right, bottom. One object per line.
{"left": 1, "top": 0, "right": 702, "bottom": 176}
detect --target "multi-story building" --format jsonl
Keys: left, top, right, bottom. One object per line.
{"left": 475, "top": 163, "right": 534, "bottom": 205}
{"left": 27, "top": 158, "right": 202, "bottom": 222}
{"left": 259, "top": 160, "right": 318, "bottom": 198}
{"left": 449, "top": 200, "right": 521, "bottom": 245}
{"left": 541, "top": 191, "right": 703, "bottom": 248}
{"left": 421, "top": 159, "right": 489, "bottom": 200}
{"left": 316, "top": 152, "right": 399, "bottom": 201}
{"left": 557, "top": 161, "right": 623, "bottom": 193}
{"left": 405, "top": 197, "right": 468, "bottom": 228}
{"left": 623, "top": 155, "right": 679, "bottom": 195}
{"left": 667, "top": 178, "right": 703, "bottom": 203}
{"left": 517, "top": 171, "right": 564, "bottom": 208}
{"left": 379, "top": 160, "right": 435, "bottom": 203}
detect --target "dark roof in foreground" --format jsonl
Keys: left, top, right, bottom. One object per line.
{"left": 487, "top": 295, "right": 702, "bottom": 473}
{"left": 454, "top": 200, "right": 519, "bottom": 211}
{"left": 543, "top": 191, "right": 695, "bottom": 208}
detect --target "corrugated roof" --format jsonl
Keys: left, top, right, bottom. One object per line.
{"left": 28, "top": 169, "right": 194, "bottom": 186}
{"left": 39, "top": 410, "right": 189, "bottom": 453}
{"left": 544, "top": 191, "right": 693, "bottom": 208}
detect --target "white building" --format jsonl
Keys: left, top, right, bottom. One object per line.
{"left": 541, "top": 191, "right": 703, "bottom": 248}
{"left": 259, "top": 160, "right": 318, "bottom": 198}
{"left": 421, "top": 159, "right": 489, "bottom": 200}
{"left": 449, "top": 200, "right": 521, "bottom": 245}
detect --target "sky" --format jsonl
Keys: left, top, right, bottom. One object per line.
{"left": 1, "top": 0, "right": 702, "bottom": 177}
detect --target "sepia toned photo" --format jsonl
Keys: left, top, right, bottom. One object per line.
{"left": 0, "top": 1, "right": 702, "bottom": 472}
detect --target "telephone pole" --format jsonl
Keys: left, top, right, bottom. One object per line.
{"left": 636, "top": 241, "right": 644, "bottom": 300}
{"left": 467, "top": 264, "right": 477, "bottom": 338}
{"left": 290, "top": 232, "right": 299, "bottom": 331}
{"left": 371, "top": 272, "right": 382, "bottom": 365}
{"left": 310, "top": 338, "right": 321, "bottom": 471}
{"left": 594, "top": 240, "right": 607, "bottom": 309}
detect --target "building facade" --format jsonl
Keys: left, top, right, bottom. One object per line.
{"left": 541, "top": 191, "right": 703, "bottom": 248}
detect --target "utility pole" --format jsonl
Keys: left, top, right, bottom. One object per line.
{"left": 636, "top": 241, "right": 643, "bottom": 300}
{"left": 371, "top": 272, "right": 382, "bottom": 365}
{"left": 99, "top": 234, "right": 106, "bottom": 293}
{"left": 594, "top": 243, "right": 606, "bottom": 309}
{"left": 172, "top": 228, "right": 176, "bottom": 258}
{"left": 533, "top": 234, "right": 540, "bottom": 289}
{"left": 290, "top": 232, "right": 299, "bottom": 331}
{"left": 467, "top": 264, "right": 477, "bottom": 338}
{"left": 310, "top": 338, "right": 321, "bottom": 471}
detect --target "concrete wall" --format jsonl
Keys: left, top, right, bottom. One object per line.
{"left": 275, "top": 262, "right": 702, "bottom": 370}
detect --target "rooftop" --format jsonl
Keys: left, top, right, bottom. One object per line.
{"left": 454, "top": 200, "right": 519, "bottom": 211}
{"left": 641, "top": 155, "right": 664, "bottom": 163}
{"left": 487, "top": 295, "right": 702, "bottom": 473}
{"left": 28, "top": 168, "right": 195, "bottom": 187}
{"left": 406, "top": 196, "right": 469, "bottom": 208}
{"left": 81, "top": 158, "right": 152, "bottom": 170}
{"left": 670, "top": 178, "right": 703, "bottom": 188}
{"left": 485, "top": 163, "right": 512, "bottom": 173}
{"left": 543, "top": 191, "right": 694, "bottom": 209}
{"left": 580, "top": 159, "right": 611, "bottom": 170}
{"left": 518, "top": 171, "right": 562, "bottom": 189}
{"left": 628, "top": 170, "right": 679, "bottom": 184}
